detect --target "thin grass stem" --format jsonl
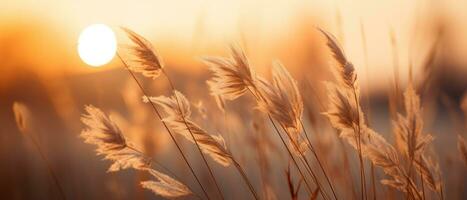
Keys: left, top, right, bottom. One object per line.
{"left": 300, "top": 121, "right": 338, "bottom": 200}
{"left": 278, "top": 124, "right": 330, "bottom": 200}
{"left": 26, "top": 134, "right": 66, "bottom": 200}
{"left": 232, "top": 159, "right": 260, "bottom": 200}
{"left": 351, "top": 86, "right": 367, "bottom": 200}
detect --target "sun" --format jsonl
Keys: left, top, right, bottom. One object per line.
{"left": 78, "top": 24, "right": 117, "bottom": 67}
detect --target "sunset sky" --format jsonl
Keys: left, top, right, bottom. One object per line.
{"left": 2, "top": 0, "right": 467, "bottom": 89}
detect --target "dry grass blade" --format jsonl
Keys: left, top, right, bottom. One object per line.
{"left": 285, "top": 164, "right": 303, "bottom": 200}
{"left": 120, "top": 27, "right": 163, "bottom": 79}
{"left": 458, "top": 135, "right": 467, "bottom": 167}
{"left": 310, "top": 186, "right": 320, "bottom": 200}
{"left": 80, "top": 105, "right": 192, "bottom": 198}
{"left": 144, "top": 91, "right": 233, "bottom": 166}
{"left": 413, "top": 156, "right": 441, "bottom": 192}
{"left": 203, "top": 45, "right": 256, "bottom": 100}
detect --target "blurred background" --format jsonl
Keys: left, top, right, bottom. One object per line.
{"left": 1, "top": 0, "right": 466, "bottom": 199}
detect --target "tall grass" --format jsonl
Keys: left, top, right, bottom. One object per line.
{"left": 71, "top": 26, "right": 467, "bottom": 200}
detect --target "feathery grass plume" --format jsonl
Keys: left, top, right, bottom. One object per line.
{"left": 318, "top": 28, "right": 356, "bottom": 87}
{"left": 81, "top": 105, "right": 148, "bottom": 171}
{"left": 323, "top": 83, "right": 364, "bottom": 132}
{"left": 258, "top": 61, "right": 303, "bottom": 132}
{"left": 13, "top": 102, "right": 29, "bottom": 133}
{"left": 202, "top": 45, "right": 256, "bottom": 100}
{"left": 193, "top": 100, "right": 208, "bottom": 119}
{"left": 342, "top": 124, "right": 421, "bottom": 197}
{"left": 120, "top": 27, "right": 163, "bottom": 79}
{"left": 392, "top": 85, "right": 442, "bottom": 195}
{"left": 140, "top": 167, "right": 192, "bottom": 198}
{"left": 206, "top": 80, "right": 226, "bottom": 113}
{"left": 257, "top": 61, "right": 307, "bottom": 154}
{"left": 458, "top": 135, "right": 467, "bottom": 166}
{"left": 80, "top": 105, "right": 191, "bottom": 198}
{"left": 392, "top": 84, "right": 433, "bottom": 160}
{"left": 144, "top": 91, "right": 233, "bottom": 166}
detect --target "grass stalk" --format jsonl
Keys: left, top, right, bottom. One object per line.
{"left": 232, "top": 159, "right": 260, "bottom": 200}
{"left": 26, "top": 133, "right": 66, "bottom": 200}
{"left": 370, "top": 163, "right": 376, "bottom": 200}
{"left": 278, "top": 123, "right": 330, "bottom": 200}
{"left": 360, "top": 22, "right": 377, "bottom": 200}
{"left": 269, "top": 116, "right": 318, "bottom": 197}
{"left": 352, "top": 86, "right": 367, "bottom": 200}
{"left": 300, "top": 121, "right": 338, "bottom": 200}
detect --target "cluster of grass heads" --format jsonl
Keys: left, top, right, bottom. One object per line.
{"left": 14, "top": 27, "right": 467, "bottom": 200}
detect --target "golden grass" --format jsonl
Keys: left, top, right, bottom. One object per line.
{"left": 65, "top": 26, "right": 465, "bottom": 200}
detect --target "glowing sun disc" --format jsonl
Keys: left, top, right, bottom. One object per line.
{"left": 78, "top": 24, "right": 117, "bottom": 67}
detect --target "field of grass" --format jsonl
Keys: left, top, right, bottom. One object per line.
{"left": 1, "top": 1, "right": 467, "bottom": 200}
